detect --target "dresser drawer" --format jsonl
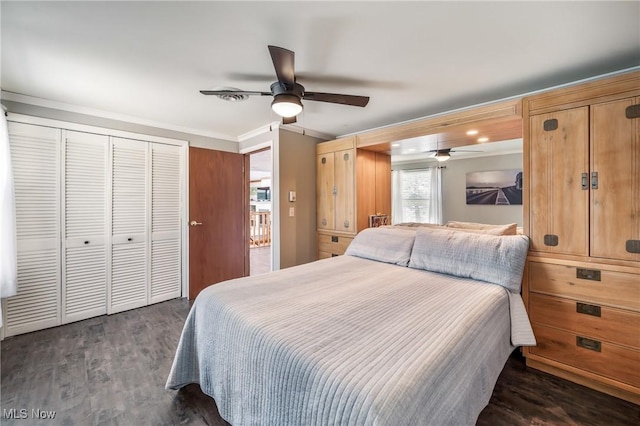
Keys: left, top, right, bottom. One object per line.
{"left": 529, "top": 293, "right": 640, "bottom": 348}
{"left": 318, "top": 234, "right": 353, "bottom": 256}
{"left": 530, "top": 324, "right": 640, "bottom": 387}
{"left": 528, "top": 261, "right": 640, "bottom": 311}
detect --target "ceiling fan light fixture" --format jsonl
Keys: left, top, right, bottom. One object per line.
{"left": 271, "top": 94, "right": 303, "bottom": 117}
{"left": 435, "top": 150, "right": 451, "bottom": 162}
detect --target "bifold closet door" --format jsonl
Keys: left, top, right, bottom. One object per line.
{"left": 150, "top": 143, "right": 182, "bottom": 303}
{"left": 110, "top": 137, "right": 148, "bottom": 314}
{"left": 63, "top": 130, "right": 108, "bottom": 323}
{"left": 4, "top": 122, "right": 61, "bottom": 336}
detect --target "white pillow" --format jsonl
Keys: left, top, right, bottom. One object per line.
{"left": 345, "top": 227, "right": 416, "bottom": 266}
{"left": 408, "top": 226, "right": 529, "bottom": 292}
{"left": 445, "top": 221, "right": 518, "bottom": 236}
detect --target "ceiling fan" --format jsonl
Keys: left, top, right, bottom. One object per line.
{"left": 200, "top": 45, "right": 370, "bottom": 124}
{"left": 427, "top": 148, "right": 481, "bottom": 162}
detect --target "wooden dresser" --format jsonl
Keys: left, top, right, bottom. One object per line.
{"left": 316, "top": 136, "right": 390, "bottom": 258}
{"left": 522, "top": 71, "right": 640, "bottom": 404}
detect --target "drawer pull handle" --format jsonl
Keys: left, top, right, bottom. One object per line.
{"left": 581, "top": 173, "right": 588, "bottom": 190}
{"left": 331, "top": 254, "right": 338, "bottom": 257}
{"left": 576, "top": 268, "right": 601, "bottom": 281}
{"left": 84, "top": 240, "right": 90, "bottom": 245}
{"left": 576, "top": 336, "right": 601, "bottom": 352}
{"left": 331, "top": 236, "right": 339, "bottom": 243}
{"left": 576, "top": 302, "right": 601, "bottom": 317}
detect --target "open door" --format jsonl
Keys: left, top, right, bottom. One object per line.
{"left": 189, "top": 147, "right": 247, "bottom": 299}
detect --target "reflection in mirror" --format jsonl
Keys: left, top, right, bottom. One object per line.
{"left": 391, "top": 138, "right": 523, "bottom": 227}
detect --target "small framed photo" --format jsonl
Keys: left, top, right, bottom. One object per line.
{"left": 369, "top": 214, "right": 390, "bottom": 228}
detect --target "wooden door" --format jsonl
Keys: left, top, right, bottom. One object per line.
{"left": 189, "top": 148, "right": 246, "bottom": 299}
{"left": 591, "top": 97, "right": 640, "bottom": 261}
{"left": 334, "top": 149, "right": 355, "bottom": 233}
{"left": 529, "top": 108, "right": 589, "bottom": 256}
{"left": 317, "top": 152, "right": 335, "bottom": 230}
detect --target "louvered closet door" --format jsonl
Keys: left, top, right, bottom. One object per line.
{"left": 150, "top": 143, "right": 182, "bottom": 303}
{"left": 63, "top": 131, "right": 108, "bottom": 323}
{"left": 4, "top": 122, "right": 61, "bottom": 336}
{"left": 110, "top": 137, "right": 148, "bottom": 314}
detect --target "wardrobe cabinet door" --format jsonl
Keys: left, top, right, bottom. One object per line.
{"left": 4, "top": 122, "right": 61, "bottom": 336}
{"left": 150, "top": 143, "right": 182, "bottom": 303}
{"left": 334, "top": 149, "right": 355, "bottom": 233}
{"left": 110, "top": 137, "right": 148, "bottom": 314}
{"left": 529, "top": 108, "right": 589, "bottom": 256}
{"left": 317, "top": 152, "right": 335, "bottom": 230}
{"left": 63, "top": 131, "right": 108, "bottom": 323}
{"left": 591, "top": 96, "right": 640, "bottom": 262}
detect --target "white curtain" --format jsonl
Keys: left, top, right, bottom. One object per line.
{"left": 391, "top": 167, "right": 442, "bottom": 225}
{"left": 0, "top": 111, "right": 18, "bottom": 327}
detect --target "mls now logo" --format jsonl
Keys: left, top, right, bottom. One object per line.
{"left": 3, "top": 408, "right": 56, "bottom": 419}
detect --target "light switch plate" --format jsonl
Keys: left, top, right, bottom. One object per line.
{"left": 289, "top": 191, "right": 296, "bottom": 202}
{"left": 289, "top": 207, "right": 295, "bottom": 217}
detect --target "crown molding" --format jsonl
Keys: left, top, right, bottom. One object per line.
{"left": 1, "top": 90, "right": 237, "bottom": 141}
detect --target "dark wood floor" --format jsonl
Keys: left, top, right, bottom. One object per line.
{"left": 1, "top": 298, "right": 638, "bottom": 425}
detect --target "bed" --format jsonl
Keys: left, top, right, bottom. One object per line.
{"left": 166, "top": 226, "right": 535, "bottom": 425}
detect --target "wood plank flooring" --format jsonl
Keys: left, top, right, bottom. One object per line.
{"left": 1, "top": 298, "right": 638, "bottom": 425}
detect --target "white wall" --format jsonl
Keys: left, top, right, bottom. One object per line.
{"left": 442, "top": 153, "right": 523, "bottom": 226}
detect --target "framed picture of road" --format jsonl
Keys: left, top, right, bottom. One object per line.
{"left": 466, "top": 169, "right": 523, "bottom": 205}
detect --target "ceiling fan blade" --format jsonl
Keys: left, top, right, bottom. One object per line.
{"left": 228, "top": 71, "right": 404, "bottom": 89}
{"left": 303, "top": 92, "right": 369, "bottom": 107}
{"left": 282, "top": 116, "right": 297, "bottom": 125}
{"left": 200, "top": 90, "right": 271, "bottom": 96}
{"left": 268, "top": 45, "right": 295, "bottom": 86}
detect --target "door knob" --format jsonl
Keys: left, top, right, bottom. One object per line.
{"left": 190, "top": 220, "right": 203, "bottom": 227}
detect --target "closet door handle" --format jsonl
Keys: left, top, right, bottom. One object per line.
{"left": 581, "top": 173, "right": 588, "bottom": 190}
{"left": 190, "top": 221, "right": 203, "bottom": 227}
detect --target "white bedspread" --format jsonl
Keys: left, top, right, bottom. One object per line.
{"left": 167, "top": 255, "right": 532, "bottom": 425}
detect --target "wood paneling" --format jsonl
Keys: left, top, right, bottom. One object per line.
{"left": 525, "top": 71, "right": 640, "bottom": 115}
{"left": 189, "top": 148, "right": 245, "bottom": 299}
{"left": 374, "top": 153, "right": 391, "bottom": 218}
{"left": 356, "top": 98, "right": 522, "bottom": 149}
{"left": 316, "top": 151, "right": 335, "bottom": 230}
{"left": 356, "top": 149, "right": 376, "bottom": 231}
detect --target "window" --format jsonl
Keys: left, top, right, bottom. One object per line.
{"left": 391, "top": 168, "right": 442, "bottom": 224}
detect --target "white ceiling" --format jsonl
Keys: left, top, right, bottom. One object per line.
{"left": 1, "top": 1, "right": 639, "bottom": 143}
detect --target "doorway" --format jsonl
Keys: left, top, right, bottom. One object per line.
{"left": 248, "top": 148, "right": 272, "bottom": 275}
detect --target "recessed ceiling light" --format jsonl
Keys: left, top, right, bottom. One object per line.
{"left": 466, "top": 130, "right": 479, "bottom": 135}
{"left": 478, "top": 137, "right": 489, "bottom": 142}
{"left": 391, "top": 143, "right": 400, "bottom": 147}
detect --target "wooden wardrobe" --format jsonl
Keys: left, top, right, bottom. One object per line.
{"left": 316, "top": 136, "right": 391, "bottom": 258}
{"left": 522, "top": 71, "right": 640, "bottom": 404}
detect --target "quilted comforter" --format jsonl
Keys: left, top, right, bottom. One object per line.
{"left": 167, "top": 254, "right": 533, "bottom": 425}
